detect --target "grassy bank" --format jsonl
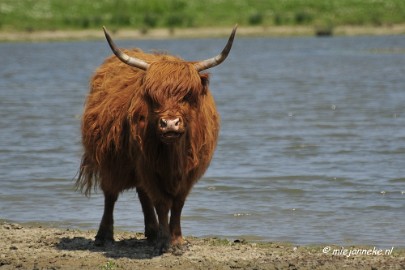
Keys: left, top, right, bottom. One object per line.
{"left": 1, "top": 0, "right": 405, "bottom": 34}
{"left": 1, "top": 24, "right": 405, "bottom": 42}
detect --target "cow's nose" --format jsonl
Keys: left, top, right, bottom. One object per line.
{"left": 159, "top": 117, "right": 181, "bottom": 131}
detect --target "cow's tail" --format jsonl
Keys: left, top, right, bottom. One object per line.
{"left": 76, "top": 153, "right": 99, "bottom": 197}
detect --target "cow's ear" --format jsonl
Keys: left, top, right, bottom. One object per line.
{"left": 200, "top": 73, "right": 210, "bottom": 95}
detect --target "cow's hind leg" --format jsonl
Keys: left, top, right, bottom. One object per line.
{"left": 136, "top": 187, "right": 158, "bottom": 241}
{"left": 95, "top": 191, "right": 118, "bottom": 246}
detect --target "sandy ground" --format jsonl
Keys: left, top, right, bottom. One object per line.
{"left": 1, "top": 24, "right": 405, "bottom": 42}
{"left": 0, "top": 222, "right": 404, "bottom": 270}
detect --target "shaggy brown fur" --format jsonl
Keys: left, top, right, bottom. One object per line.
{"left": 77, "top": 49, "right": 220, "bottom": 253}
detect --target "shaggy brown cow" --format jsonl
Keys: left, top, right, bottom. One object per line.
{"left": 76, "top": 25, "right": 237, "bottom": 253}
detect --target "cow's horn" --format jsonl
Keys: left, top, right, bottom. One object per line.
{"left": 103, "top": 26, "right": 150, "bottom": 70}
{"left": 194, "top": 24, "right": 237, "bottom": 72}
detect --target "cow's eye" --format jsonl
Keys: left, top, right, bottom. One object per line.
{"left": 182, "top": 92, "right": 196, "bottom": 105}
{"left": 145, "top": 95, "right": 161, "bottom": 109}
{"left": 153, "top": 101, "right": 161, "bottom": 109}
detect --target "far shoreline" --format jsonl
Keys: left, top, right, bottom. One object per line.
{"left": 1, "top": 24, "right": 405, "bottom": 42}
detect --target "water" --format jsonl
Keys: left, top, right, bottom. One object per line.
{"left": 1, "top": 35, "right": 404, "bottom": 248}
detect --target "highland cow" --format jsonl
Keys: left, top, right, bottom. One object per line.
{"left": 76, "top": 25, "right": 237, "bottom": 253}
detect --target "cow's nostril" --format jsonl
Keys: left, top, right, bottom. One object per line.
{"left": 160, "top": 118, "right": 168, "bottom": 128}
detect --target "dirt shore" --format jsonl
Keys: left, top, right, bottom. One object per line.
{"left": 0, "top": 221, "right": 404, "bottom": 270}
{"left": 1, "top": 24, "right": 405, "bottom": 42}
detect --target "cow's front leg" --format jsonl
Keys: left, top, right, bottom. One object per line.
{"left": 154, "top": 200, "right": 172, "bottom": 254}
{"left": 136, "top": 187, "right": 158, "bottom": 241}
{"left": 95, "top": 191, "right": 118, "bottom": 246}
{"left": 169, "top": 195, "right": 186, "bottom": 246}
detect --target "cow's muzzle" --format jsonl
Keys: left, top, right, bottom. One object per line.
{"left": 158, "top": 117, "right": 184, "bottom": 143}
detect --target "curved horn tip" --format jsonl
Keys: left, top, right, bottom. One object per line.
{"left": 102, "top": 26, "right": 109, "bottom": 36}
{"left": 102, "top": 26, "right": 150, "bottom": 71}
{"left": 195, "top": 25, "right": 237, "bottom": 72}
{"left": 230, "top": 24, "right": 238, "bottom": 37}
{"left": 102, "top": 26, "right": 115, "bottom": 48}
{"left": 226, "top": 24, "right": 238, "bottom": 48}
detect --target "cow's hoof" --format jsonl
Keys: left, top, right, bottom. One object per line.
{"left": 169, "top": 241, "right": 190, "bottom": 256}
{"left": 153, "top": 242, "right": 169, "bottom": 255}
{"left": 94, "top": 235, "right": 114, "bottom": 247}
{"left": 153, "top": 237, "right": 170, "bottom": 255}
{"left": 145, "top": 226, "right": 159, "bottom": 242}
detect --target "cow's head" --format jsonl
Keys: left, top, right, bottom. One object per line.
{"left": 103, "top": 26, "right": 237, "bottom": 144}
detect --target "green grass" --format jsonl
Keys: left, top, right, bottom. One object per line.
{"left": 100, "top": 260, "right": 117, "bottom": 270}
{"left": 1, "top": 0, "right": 405, "bottom": 32}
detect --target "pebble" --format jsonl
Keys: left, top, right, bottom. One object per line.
{"left": 3, "top": 223, "right": 23, "bottom": 230}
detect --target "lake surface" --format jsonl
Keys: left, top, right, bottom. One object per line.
{"left": 1, "top": 34, "right": 404, "bottom": 248}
